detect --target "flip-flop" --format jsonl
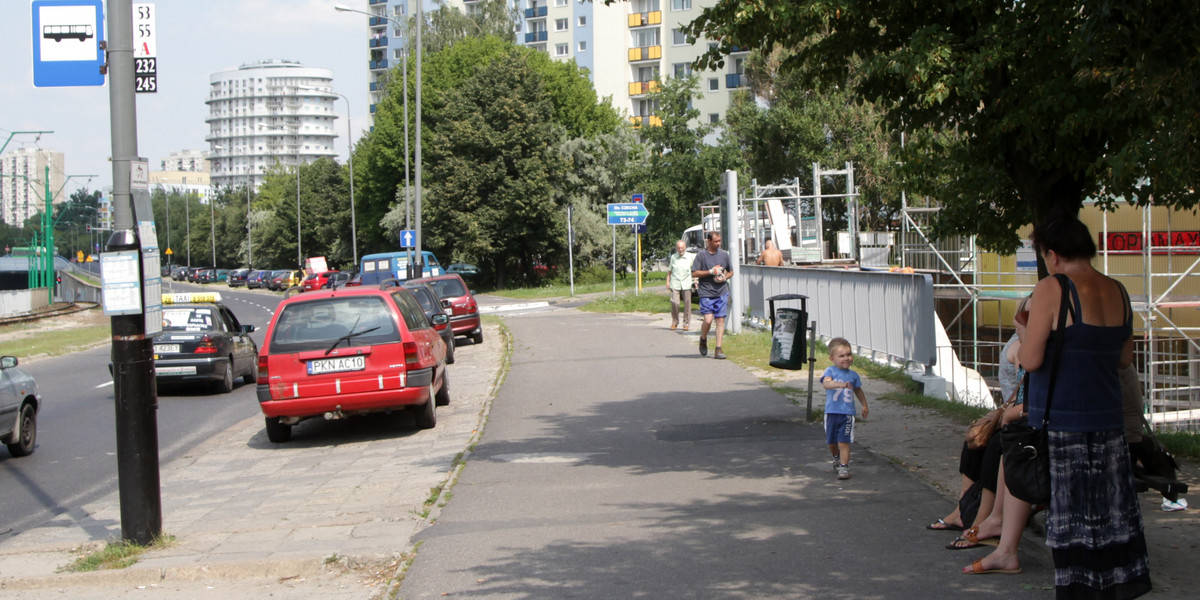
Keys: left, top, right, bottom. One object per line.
{"left": 926, "top": 518, "right": 964, "bottom": 532}
{"left": 946, "top": 537, "right": 987, "bottom": 550}
{"left": 962, "top": 559, "right": 1022, "bottom": 575}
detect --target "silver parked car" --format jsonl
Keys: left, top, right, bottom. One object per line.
{"left": 0, "top": 356, "right": 40, "bottom": 457}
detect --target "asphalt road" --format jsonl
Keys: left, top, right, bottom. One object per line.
{"left": 0, "top": 283, "right": 279, "bottom": 539}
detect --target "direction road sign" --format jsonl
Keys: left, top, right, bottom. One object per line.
{"left": 399, "top": 229, "right": 416, "bottom": 248}
{"left": 31, "top": 0, "right": 105, "bottom": 88}
{"left": 607, "top": 203, "right": 649, "bottom": 225}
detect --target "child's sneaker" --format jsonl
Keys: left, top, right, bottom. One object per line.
{"left": 837, "top": 464, "right": 851, "bottom": 480}
{"left": 1162, "top": 497, "right": 1188, "bottom": 512}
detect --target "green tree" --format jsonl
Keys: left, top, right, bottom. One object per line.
{"left": 724, "top": 46, "right": 901, "bottom": 238}
{"left": 559, "top": 129, "right": 647, "bottom": 272}
{"left": 422, "top": 0, "right": 517, "bottom": 53}
{"left": 417, "top": 49, "right": 565, "bottom": 287}
{"left": 251, "top": 158, "right": 350, "bottom": 270}
{"left": 680, "top": 0, "right": 1200, "bottom": 251}
{"left": 636, "top": 75, "right": 747, "bottom": 253}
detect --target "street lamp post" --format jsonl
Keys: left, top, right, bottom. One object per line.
{"left": 298, "top": 85, "right": 357, "bottom": 266}
{"left": 335, "top": 3, "right": 418, "bottom": 270}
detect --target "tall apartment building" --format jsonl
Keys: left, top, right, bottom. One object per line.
{"left": 0, "top": 148, "right": 65, "bottom": 227}
{"left": 351, "top": 1, "right": 746, "bottom": 132}
{"left": 205, "top": 59, "right": 340, "bottom": 189}
{"left": 160, "top": 149, "right": 210, "bottom": 172}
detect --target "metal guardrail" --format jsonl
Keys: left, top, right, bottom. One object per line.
{"left": 740, "top": 265, "right": 938, "bottom": 369}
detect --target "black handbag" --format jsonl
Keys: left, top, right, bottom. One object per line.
{"left": 1000, "top": 274, "right": 1072, "bottom": 505}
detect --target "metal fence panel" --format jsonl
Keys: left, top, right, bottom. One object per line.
{"left": 742, "top": 265, "right": 937, "bottom": 367}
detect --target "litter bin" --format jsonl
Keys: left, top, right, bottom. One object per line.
{"left": 768, "top": 294, "right": 808, "bottom": 370}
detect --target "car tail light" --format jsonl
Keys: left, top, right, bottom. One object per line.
{"left": 256, "top": 355, "right": 268, "bottom": 380}
{"left": 403, "top": 341, "right": 420, "bottom": 367}
{"left": 195, "top": 335, "right": 218, "bottom": 354}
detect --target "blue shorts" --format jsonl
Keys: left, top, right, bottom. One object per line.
{"left": 699, "top": 293, "right": 729, "bottom": 318}
{"left": 825, "top": 413, "right": 855, "bottom": 445}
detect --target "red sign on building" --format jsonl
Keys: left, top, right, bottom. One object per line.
{"left": 1100, "top": 231, "right": 1200, "bottom": 254}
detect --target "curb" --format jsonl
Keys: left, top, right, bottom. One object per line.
{"left": 0, "top": 557, "right": 327, "bottom": 591}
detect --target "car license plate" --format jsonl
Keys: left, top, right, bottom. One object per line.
{"left": 154, "top": 344, "right": 181, "bottom": 354}
{"left": 157, "top": 366, "right": 196, "bottom": 376}
{"left": 308, "top": 356, "right": 366, "bottom": 375}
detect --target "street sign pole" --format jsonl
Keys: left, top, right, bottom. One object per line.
{"left": 105, "top": 0, "right": 162, "bottom": 546}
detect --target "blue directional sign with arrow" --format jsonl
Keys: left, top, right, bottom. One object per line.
{"left": 399, "top": 229, "right": 416, "bottom": 248}
{"left": 31, "top": 0, "right": 105, "bottom": 87}
{"left": 607, "top": 203, "right": 649, "bottom": 225}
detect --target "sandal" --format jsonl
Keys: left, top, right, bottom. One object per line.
{"left": 926, "top": 518, "right": 963, "bottom": 532}
{"left": 946, "top": 526, "right": 998, "bottom": 549}
{"left": 962, "top": 559, "right": 1021, "bottom": 575}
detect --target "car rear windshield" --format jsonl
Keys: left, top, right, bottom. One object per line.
{"left": 428, "top": 278, "right": 467, "bottom": 298}
{"left": 163, "top": 307, "right": 218, "bottom": 332}
{"left": 269, "top": 296, "right": 400, "bottom": 353}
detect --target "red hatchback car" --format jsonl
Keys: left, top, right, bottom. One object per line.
{"left": 255, "top": 286, "right": 450, "bottom": 442}
{"left": 301, "top": 270, "right": 340, "bottom": 292}
{"left": 411, "top": 273, "right": 483, "bottom": 344}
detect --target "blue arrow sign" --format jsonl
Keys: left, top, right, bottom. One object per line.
{"left": 607, "top": 203, "right": 649, "bottom": 225}
{"left": 399, "top": 229, "right": 415, "bottom": 248}
{"left": 31, "top": 0, "right": 106, "bottom": 88}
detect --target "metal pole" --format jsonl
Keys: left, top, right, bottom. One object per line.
{"left": 568, "top": 204, "right": 574, "bottom": 297}
{"left": 106, "top": 0, "right": 162, "bottom": 545}
{"left": 296, "top": 152, "right": 302, "bottom": 268}
{"left": 246, "top": 183, "right": 252, "bottom": 269}
{"left": 210, "top": 192, "right": 216, "bottom": 268}
{"left": 185, "top": 192, "right": 190, "bottom": 268}
{"left": 725, "top": 170, "right": 741, "bottom": 334}
{"left": 164, "top": 187, "right": 170, "bottom": 266}
{"left": 344, "top": 97, "right": 356, "bottom": 266}
{"left": 612, "top": 225, "right": 616, "bottom": 296}
{"left": 43, "top": 166, "right": 52, "bottom": 294}
{"left": 414, "top": 0, "right": 423, "bottom": 275}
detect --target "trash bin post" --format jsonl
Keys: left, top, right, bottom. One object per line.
{"left": 767, "top": 294, "right": 809, "bottom": 370}
{"left": 806, "top": 318, "right": 817, "bottom": 422}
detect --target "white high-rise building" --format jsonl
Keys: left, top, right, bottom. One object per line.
{"left": 205, "top": 59, "right": 340, "bottom": 189}
{"left": 0, "top": 148, "right": 65, "bottom": 227}
{"left": 160, "top": 149, "right": 210, "bottom": 172}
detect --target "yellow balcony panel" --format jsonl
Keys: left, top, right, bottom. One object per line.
{"left": 649, "top": 45, "right": 662, "bottom": 59}
{"left": 629, "top": 81, "right": 642, "bottom": 95}
{"left": 649, "top": 115, "right": 662, "bottom": 127}
{"left": 648, "top": 11, "right": 662, "bottom": 25}
{"left": 647, "top": 80, "right": 660, "bottom": 93}
{"left": 630, "top": 116, "right": 643, "bottom": 129}
{"left": 628, "top": 47, "right": 641, "bottom": 61}
{"left": 628, "top": 13, "right": 643, "bottom": 27}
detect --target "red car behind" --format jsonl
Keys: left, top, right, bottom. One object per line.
{"left": 411, "top": 273, "right": 483, "bottom": 344}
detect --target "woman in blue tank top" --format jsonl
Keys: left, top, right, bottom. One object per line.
{"left": 966, "top": 217, "right": 1150, "bottom": 599}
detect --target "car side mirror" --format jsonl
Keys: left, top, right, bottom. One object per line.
{"left": 431, "top": 314, "right": 449, "bottom": 326}
{"left": 0, "top": 356, "right": 16, "bottom": 369}
{"left": 241, "top": 324, "right": 256, "bottom": 334}
{"left": 440, "top": 299, "right": 452, "bottom": 309}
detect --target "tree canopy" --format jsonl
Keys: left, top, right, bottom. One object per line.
{"left": 681, "top": 0, "right": 1200, "bottom": 251}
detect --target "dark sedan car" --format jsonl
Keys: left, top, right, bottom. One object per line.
{"left": 402, "top": 280, "right": 455, "bottom": 364}
{"left": 246, "top": 270, "right": 269, "bottom": 289}
{"left": 154, "top": 292, "right": 259, "bottom": 393}
{"left": 227, "top": 268, "right": 250, "bottom": 287}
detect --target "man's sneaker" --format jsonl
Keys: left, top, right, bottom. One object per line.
{"left": 714, "top": 347, "right": 726, "bottom": 360}
{"left": 837, "top": 465, "right": 851, "bottom": 480}
{"left": 1162, "top": 497, "right": 1189, "bottom": 512}
{"left": 699, "top": 337, "right": 708, "bottom": 357}
{"left": 832, "top": 456, "right": 841, "bottom": 470}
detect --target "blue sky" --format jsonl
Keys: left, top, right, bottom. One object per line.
{"left": 1, "top": 0, "right": 372, "bottom": 192}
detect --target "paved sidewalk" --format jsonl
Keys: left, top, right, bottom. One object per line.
{"left": 0, "top": 323, "right": 506, "bottom": 599}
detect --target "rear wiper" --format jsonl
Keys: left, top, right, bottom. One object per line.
{"left": 325, "top": 318, "right": 381, "bottom": 355}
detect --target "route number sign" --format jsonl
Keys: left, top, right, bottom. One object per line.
{"left": 133, "top": 4, "right": 157, "bottom": 93}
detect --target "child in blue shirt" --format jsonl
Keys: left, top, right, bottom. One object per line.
{"left": 822, "top": 337, "right": 869, "bottom": 480}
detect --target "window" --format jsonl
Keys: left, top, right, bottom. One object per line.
{"left": 578, "top": 41, "right": 587, "bottom": 52}
{"left": 554, "top": 0, "right": 567, "bottom": 6}
{"left": 709, "top": 113, "right": 719, "bottom": 124}
{"left": 633, "top": 28, "right": 660, "bottom": 47}
{"left": 672, "top": 28, "right": 687, "bottom": 45}
{"left": 708, "top": 78, "right": 719, "bottom": 91}
{"left": 672, "top": 0, "right": 692, "bottom": 9}
{"left": 672, "top": 62, "right": 691, "bottom": 78}
{"left": 555, "top": 43, "right": 569, "bottom": 57}
{"left": 578, "top": 16, "right": 587, "bottom": 27}
{"left": 555, "top": 18, "right": 568, "bottom": 31}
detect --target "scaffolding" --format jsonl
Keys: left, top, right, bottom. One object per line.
{"left": 899, "top": 196, "right": 1200, "bottom": 432}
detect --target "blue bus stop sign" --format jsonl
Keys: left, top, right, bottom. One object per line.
{"left": 31, "top": 0, "right": 106, "bottom": 87}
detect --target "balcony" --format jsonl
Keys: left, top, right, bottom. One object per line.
{"left": 524, "top": 7, "right": 548, "bottom": 19}
{"left": 628, "top": 80, "right": 661, "bottom": 96}
{"left": 369, "top": 59, "right": 390, "bottom": 70}
{"left": 369, "top": 0, "right": 386, "bottom": 4}
{"left": 629, "top": 115, "right": 663, "bottom": 129}
{"left": 628, "top": 46, "right": 662, "bottom": 62}
{"left": 370, "top": 104, "right": 376, "bottom": 114}
{"left": 369, "top": 16, "right": 384, "bottom": 26}
{"left": 369, "top": 81, "right": 378, "bottom": 92}
{"left": 628, "top": 11, "right": 662, "bottom": 27}
{"left": 525, "top": 30, "right": 548, "bottom": 44}
{"left": 369, "top": 36, "right": 389, "bottom": 48}
{"left": 726, "top": 73, "right": 746, "bottom": 89}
